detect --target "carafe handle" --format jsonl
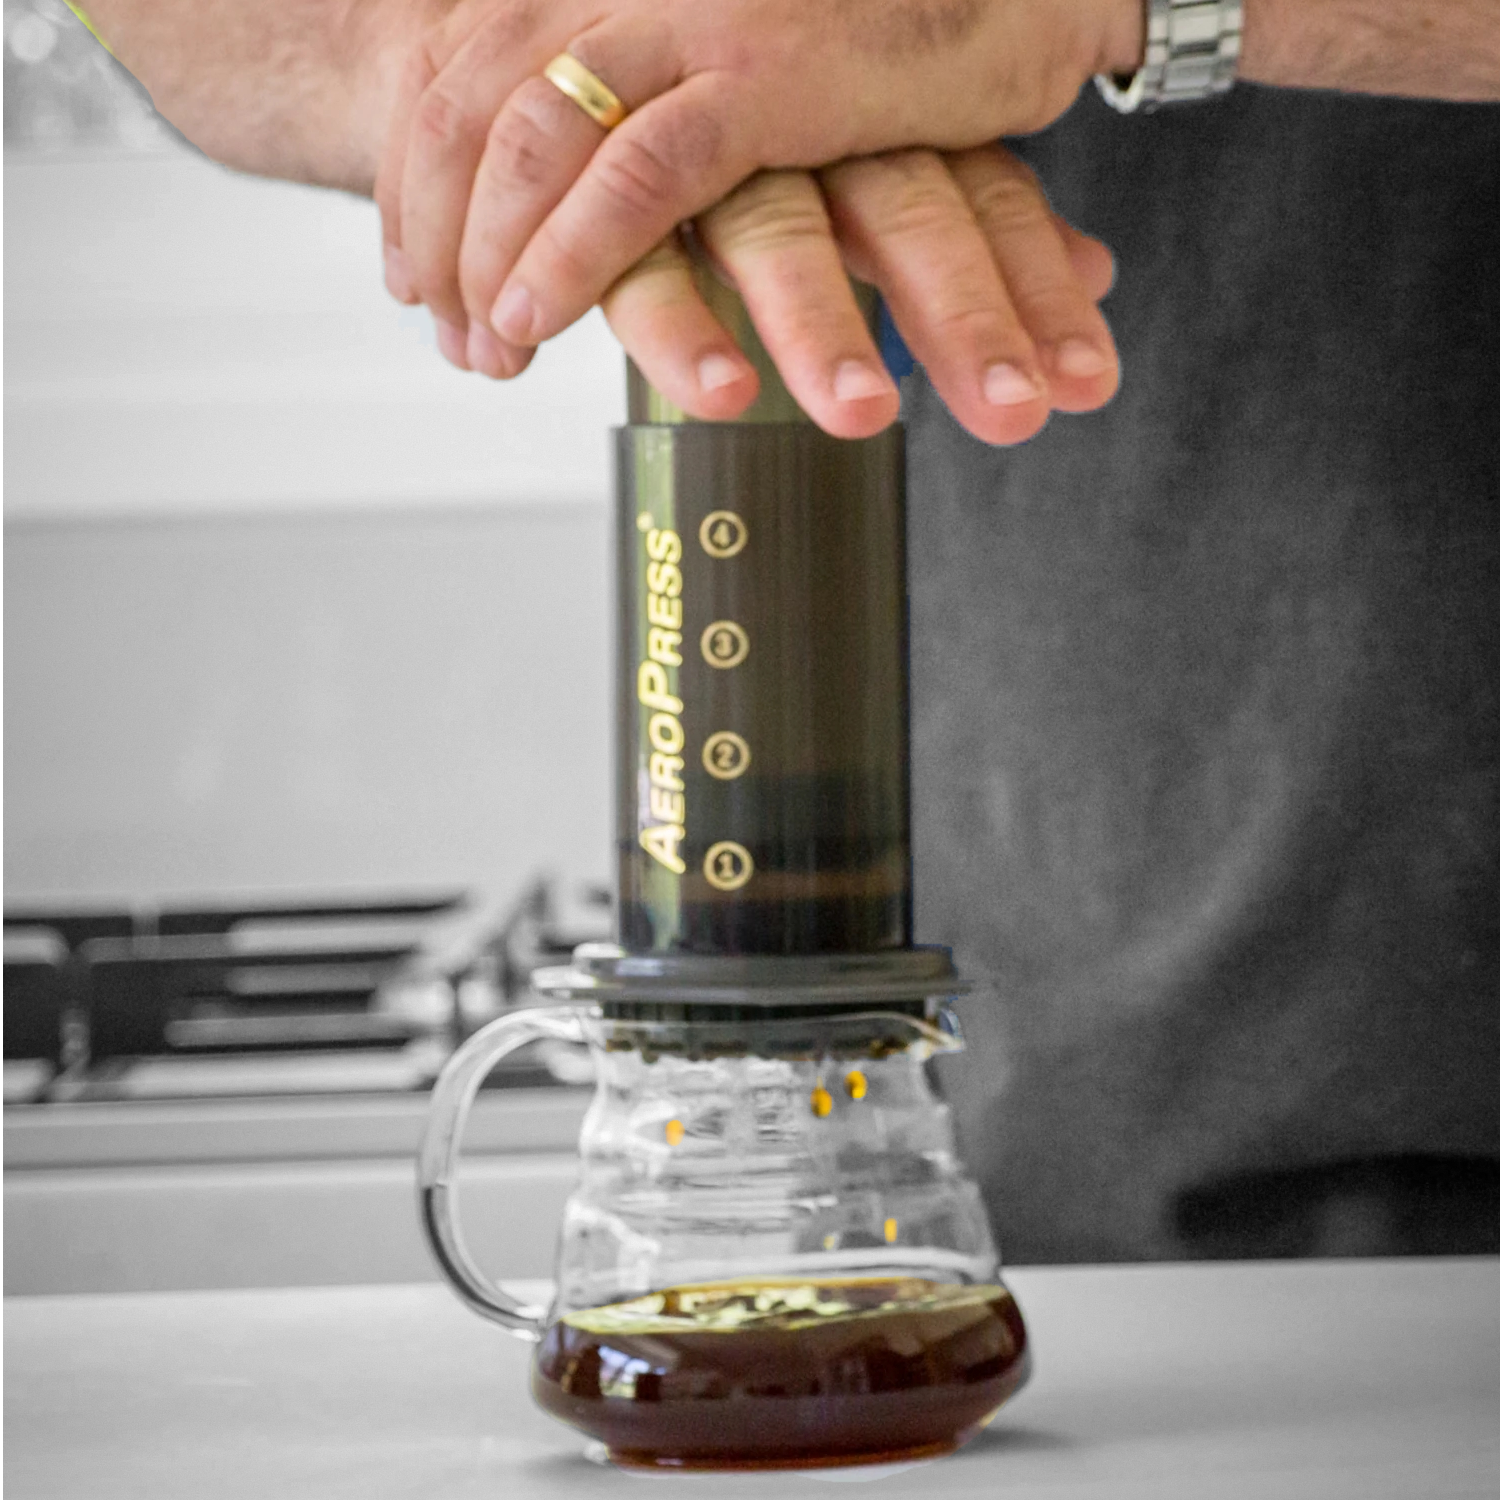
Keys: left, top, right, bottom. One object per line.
{"left": 417, "top": 1005, "right": 587, "bottom": 1341}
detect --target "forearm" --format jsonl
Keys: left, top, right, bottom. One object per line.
{"left": 80, "top": 0, "right": 448, "bottom": 192}
{"left": 1240, "top": 0, "right": 1500, "bottom": 100}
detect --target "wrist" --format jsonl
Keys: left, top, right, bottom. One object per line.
{"left": 1093, "top": 0, "right": 1244, "bottom": 112}
{"left": 1096, "top": 0, "right": 1148, "bottom": 78}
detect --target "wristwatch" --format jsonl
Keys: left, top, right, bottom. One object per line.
{"left": 1095, "top": 0, "right": 1243, "bottom": 112}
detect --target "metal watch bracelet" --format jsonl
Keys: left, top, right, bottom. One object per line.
{"left": 1095, "top": 0, "right": 1243, "bottom": 112}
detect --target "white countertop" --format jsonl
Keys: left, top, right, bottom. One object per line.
{"left": 7, "top": 1259, "right": 1498, "bottom": 1499}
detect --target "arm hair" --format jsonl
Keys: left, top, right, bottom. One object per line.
{"left": 1241, "top": 0, "right": 1500, "bottom": 100}
{"left": 81, "top": 0, "right": 454, "bottom": 193}
{"left": 86, "top": 0, "right": 1500, "bottom": 201}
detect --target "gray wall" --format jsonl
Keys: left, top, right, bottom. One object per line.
{"left": 5, "top": 146, "right": 620, "bottom": 909}
{"left": 4, "top": 152, "right": 625, "bottom": 519}
{"left": 4, "top": 504, "right": 611, "bottom": 905}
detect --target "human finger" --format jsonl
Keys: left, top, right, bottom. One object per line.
{"left": 1053, "top": 217, "right": 1116, "bottom": 304}
{"left": 375, "top": 0, "right": 508, "bottom": 296}
{"left": 948, "top": 147, "right": 1119, "bottom": 413}
{"left": 463, "top": 321, "right": 537, "bottom": 379}
{"left": 491, "top": 72, "right": 759, "bottom": 347}
{"left": 600, "top": 235, "right": 760, "bottom": 419}
{"left": 830, "top": 195, "right": 1110, "bottom": 311}
{"left": 693, "top": 171, "right": 898, "bottom": 439}
{"left": 822, "top": 150, "right": 1051, "bottom": 447}
{"left": 459, "top": 23, "right": 685, "bottom": 343}
{"left": 394, "top": 5, "right": 578, "bottom": 331}
{"left": 375, "top": 32, "right": 440, "bottom": 305}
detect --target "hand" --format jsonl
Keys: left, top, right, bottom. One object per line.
{"left": 375, "top": 0, "right": 1142, "bottom": 353}
{"left": 433, "top": 142, "right": 1118, "bottom": 447}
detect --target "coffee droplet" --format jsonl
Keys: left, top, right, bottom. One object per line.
{"left": 665, "top": 1119, "right": 685, "bottom": 1146}
{"left": 844, "top": 1070, "right": 868, "bottom": 1101}
{"left": 810, "top": 1086, "right": 833, "bottom": 1118}
{"left": 884, "top": 1217, "right": 899, "bottom": 1243}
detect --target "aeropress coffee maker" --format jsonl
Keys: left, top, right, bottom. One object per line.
{"left": 418, "top": 278, "right": 1029, "bottom": 1471}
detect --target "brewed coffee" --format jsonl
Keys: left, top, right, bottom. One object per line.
{"left": 532, "top": 1276, "right": 1028, "bottom": 1470}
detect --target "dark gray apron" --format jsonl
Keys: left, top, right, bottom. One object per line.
{"left": 911, "top": 85, "right": 1500, "bottom": 1260}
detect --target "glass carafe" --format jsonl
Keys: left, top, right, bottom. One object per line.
{"left": 419, "top": 995, "right": 1029, "bottom": 1471}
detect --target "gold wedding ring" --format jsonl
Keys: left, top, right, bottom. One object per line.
{"left": 543, "top": 53, "right": 627, "bottom": 130}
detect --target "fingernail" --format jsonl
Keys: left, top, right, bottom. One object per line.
{"left": 383, "top": 245, "right": 414, "bottom": 303}
{"left": 468, "top": 321, "right": 510, "bottom": 378}
{"left": 492, "top": 283, "right": 536, "bottom": 343}
{"left": 435, "top": 318, "right": 470, "bottom": 371}
{"left": 698, "top": 353, "right": 747, "bottom": 393}
{"left": 1055, "top": 339, "right": 1111, "bottom": 378}
{"left": 834, "top": 360, "right": 895, "bottom": 403}
{"left": 984, "top": 362, "right": 1043, "bottom": 406}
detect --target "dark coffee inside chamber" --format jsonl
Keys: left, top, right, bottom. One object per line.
{"left": 616, "top": 419, "right": 912, "bottom": 958}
